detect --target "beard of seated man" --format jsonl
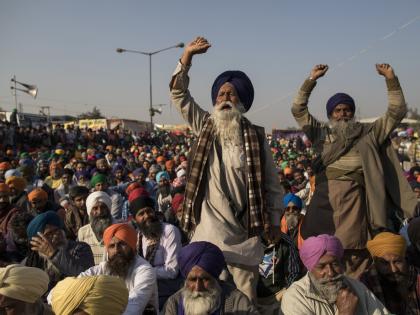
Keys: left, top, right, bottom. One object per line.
{"left": 138, "top": 215, "right": 163, "bottom": 241}
{"left": 211, "top": 101, "right": 244, "bottom": 147}
{"left": 330, "top": 117, "right": 357, "bottom": 135}
{"left": 309, "top": 273, "right": 345, "bottom": 304}
{"left": 285, "top": 212, "right": 300, "bottom": 231}
{"left": 182, "top": 277, "right": 222, "bottom": 315}
{"left": 90, "top": 213, "right": 113, "bottom": 241}
{"left": 379, "top": 267, "right": 409, "bottom": 285}
{"left": 107, "top": 247, "right": 136, "bottom": 279}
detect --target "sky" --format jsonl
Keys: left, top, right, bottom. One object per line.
{"left": 1, "top": 0, "right": 420, "bottom": 131}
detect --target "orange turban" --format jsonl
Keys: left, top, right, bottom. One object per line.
{"left": 0, "top": 162, "right": 11, "bottom": 171}
{"left": 28, "top": 188, "right": 48, "bottom": 202}
{"left": 156, "top": 156, "right": 166, "bottom": 163}
{"left": 103, "top": 224, "right": 137, "bottom": 252}
{"left": 5, "top": 176, "right": 27, "bottom": 192}
{"left": 284, "top": 167, "right": 293, "bottom": 175}
{"left": 367, "top": 232, "right": 407, "bottom": 258}
{"left": 0, "top": 183, "right": 10, "bottom": 193}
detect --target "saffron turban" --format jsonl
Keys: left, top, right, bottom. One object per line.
{"left": 367, "top": 232, "right": 407, "bottom": 258}
{"left": 0, "top": 264, "right": 49, "bottom": 303}
{"left": 0, "top": 183, "right": 10, "bottom": 193}
{"left": 283, "top": 193, "right": 303, "bottom": 210}
{"left": 28, "top": 188, "right": 48, "bottom": 202}
{"left": 5, "top": 176, "right": 26, "bottom": 191}
{"left": 283, "top": 167, "right": 293, "bottom": 175}
{"left": 103, "top": 223, "right": 137, "bottom": 252}
{"left": 51, "top": 275, "right": 128, "bottom": 315}
{"left": 0, "top": 162, "right": 11, "bottom": 171}
{"left": 178, "top": 241, "right": 226, "bottom": 279}
{"left": 90, "top": 173, "right": 107, "bottom": 187}
{"left": 129, "top": 195, "right": 154, "bottom": 217}
{"left": 300, "top": 234, "right": 344, "bottom": 271}
{"left": 27, "top": 211, "right": 64, "bottom": 239}
{"left": 326, "top": 93, "right": 355, "bottom": 117}
{"left": 156, "top": 156, "right": 166, "bottom": 163}
{"left": 156, "top": 171, "right": 170, "bottom": 183}
{"left": 86, "top": 191, "right": 112, "bottom": 216}
{"left": 211, "top": 70, "right": 254, "bottom": 112}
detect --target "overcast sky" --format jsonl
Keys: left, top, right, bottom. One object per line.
{"left": 1, "top": 0, "right": 419, "bottom": 130}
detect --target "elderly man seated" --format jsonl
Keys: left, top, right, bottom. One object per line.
{"left": 281, "top": 234, "right": 389, "bottom": 315}
{"left": 24, "top": 211, "right": 94, "bottom": 291}
{"left": 162, "top": 241, "right": 258, "bottom": 315}
{"left": 280, "top": 193, "right": 304, "bottom": 249}
{"left": 79, "top": 223, "right": 158, "bottom": 315}
{"left": 50, "top": 275, "right": 128, "bottom": 315}
{"left": 362, "top": 232, "right": 420, "bottom": 315}
{"left": 77, "top": 191, "right": 114, "bottom": 265}
{"left": 0, "top": 264, "right": 51, "bottom": 315}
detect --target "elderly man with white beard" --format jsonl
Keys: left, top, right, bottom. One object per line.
{"left": 292, "top": 63, "right": 417, "bottom": 278}
{"left": 281, "top": 234, "right": 390, "bottom": 315}
{"left": 162, "top": 241, "right": 258, "bottom": 315}
{"left": 170, "top": 36, "right": 283, "bottom": 303}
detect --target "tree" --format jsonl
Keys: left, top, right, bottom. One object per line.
{"left": 77, "top": 106, "right": 105, "bottom": 119}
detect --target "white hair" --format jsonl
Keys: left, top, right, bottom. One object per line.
{"left": 211, "top": 101, "right": 245, "bottom": 147}
{"left": 182, "top": 279, "right": 222, "bottom": 315}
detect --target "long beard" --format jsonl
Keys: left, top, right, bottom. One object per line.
{"left": 106, "top": 250, "right": 135, "bottom": 279}
{"left": 211, "top": 101, "right": 243, "bottom": 146}
{"left": 90, "top": 214, "right": 113, "bottom": 240}
{"left": 182, "top": 280, "right": 221, "bottom": 315}
{"left": 330, "top": 118, "right": 357, "bottom": 137}
{"left": 309, "top": 273, "right": 345, "bottom": 304}
{"left": 285, "top": 213, "right": 300, "bottom": 230}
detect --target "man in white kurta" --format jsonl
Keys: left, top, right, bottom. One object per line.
{"left": 170, "top": 36, "right": 283, "bottom": 302}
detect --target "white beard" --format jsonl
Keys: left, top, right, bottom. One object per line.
{"left": 211, "top": 101, "right": 244, "bottom": 147}
{"left": 182, "top": 280, "right": 221, "bottom": 315}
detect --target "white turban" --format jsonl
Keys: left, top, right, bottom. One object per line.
{"left": 0, "top": 264, "right": 49, "bottom": 303}
{"left": 86, "top": 191, "right": 112, "bottom": 216}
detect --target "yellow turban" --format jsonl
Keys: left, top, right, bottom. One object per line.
{"left": 367, "top": 232, "right": 407, "bottom": 258}
{"left": 51, "top": 275, "right": 128, "bottom": 315}
{"left": 0, "top": 264, "right": 49, "bottom": 303}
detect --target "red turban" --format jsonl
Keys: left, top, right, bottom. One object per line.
{"left": 103, "top": 224, "right": 137, "bottom": 252}
{"left": 0, "top": 162, "right": 11, "bottom": 171}
{"left": 128, "top": 187, "right": 149, "bottom": 203}
{"left": 125, "top": 182, "right": 140, "bottom": 196}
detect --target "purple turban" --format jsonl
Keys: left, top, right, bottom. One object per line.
{"left": 299, "top": 234, "right": 344, "bottom": 271}
{"left": 178, "top": 241, "right": 225, "bottom": 279}
{"left": 326, "top": 93, "right": 355, "bottom": 117}
{"left": 283, "top": 193, "right": 303, "bottom": 209}
{"left": 211, "top": 71, "right": 254, "bottom": 112}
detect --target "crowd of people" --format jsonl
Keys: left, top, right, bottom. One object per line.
{"left": 1, "top": 36, "right": 420, "bottom": 315}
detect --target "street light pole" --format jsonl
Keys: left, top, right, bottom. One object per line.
{"left": 116, "top": 42, "right": 184, "bottom": 131}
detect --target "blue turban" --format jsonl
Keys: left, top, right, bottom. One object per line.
{"left": 132, "top": 167, "right": 147, "bottom": 177}
{"left": 326, "top": 93, "right": 355, "bottom": 117}
{"left": 27, "top": 211, "right": 64, "bottom": 239}
{"left": 178, "top": 241, "right": 225, "bottom": 279}
{"left": 211, "top": 70, "right": 254, "bottom": 112}
{"left": 283, "top": 193, "right": 303, "bottom": 210}
{"left": 156, "top": 171, "right": 170, "bottom": 183}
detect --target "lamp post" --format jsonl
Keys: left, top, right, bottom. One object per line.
{"left": 10, "top": 75, "right": 38, "bottom": 112}
{"left": 116, "top": 42, "right": 184, "bottom": 131}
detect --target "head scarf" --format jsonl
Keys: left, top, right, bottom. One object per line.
{"left": 5, "top": 176, "right": 27, "bottom": 192}
{"left": 367, "top": 232, "right": 407, "bottom": 258}
{"left": 300, "top": 234, "right": 344, "bottom": 271}
{"left": 0, "top": 264, "right": 49, "bottom": 303}
{"left": 408, "top": 217, "right": 420, "bottom": 245}
{"left": 326, "top": 93, "right": 355, "bottom": 117}
{"left": 156, "top": 171, "right": 170, "bottom": 183}
{"left": 283, "top": 193, "right": 303, "bottom": 209}
{"left": 129, "top": 196, "right": 155, "bottom": 217}
{"left": 27, "top": 211, "right": 64, "bottom": 239}
{"left": 86, "top": 191, "right": 112, "bottom": 216}
{"left": 103, "top": 223, "right": 137, "bottom": 252}
{"left": 178, "top": 241, "right": 226, "bottom": 279}
{"left": 211, "top": 70, "right": 254, "bottom": 112}
{"left": 27, "top": 188, "right": 48, "bottom": 202}
{"left": 0, "top": 183, "right": 10, "bottom": 193}
{"left": 51, "top": 275, "right": 128, "bottom": 315}
{"left": 90, "top": 174, "right": 107, "bottom": 187}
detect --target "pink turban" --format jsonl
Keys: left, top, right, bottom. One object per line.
{"left": 300, "top": 234, "right": 344, "bottom": 271}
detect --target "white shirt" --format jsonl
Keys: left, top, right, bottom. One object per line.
{"left": 79, "top": 255, "right": 158, "bottom": 315}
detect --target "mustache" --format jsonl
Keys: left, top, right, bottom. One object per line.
{"left": 318, "top": 274, "right": 344, "bottom": 285}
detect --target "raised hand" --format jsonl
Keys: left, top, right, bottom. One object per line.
{"left": 310, "top": 64, "right": 329, "bottom": 80}
{"left": 30, "top": 232, "right": 56, "bottom": 258}
{"left": 376, "top": 63, "right": 395, "bottom": 79}
{"left": 181, "top": 36, "right": 211, "bottom": 66}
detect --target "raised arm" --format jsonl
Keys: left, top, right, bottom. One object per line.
{"left": 371, "top": 63, "right": 407, "bottom": 145}
{"left": 169, "top": 37, "right": 212, "bottom": 136}
{"left": 291, "top": 64, "right": 328, "bottom": 143}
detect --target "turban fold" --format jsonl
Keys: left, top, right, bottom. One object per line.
{"left": 283, "top": 193, "right": 303, "bottom": 209}
{"left": 156, "top": 171, "right": 170, "bottom": 183}
{"left": 211, "top": 70, "right": 254, "bottom": 112}
{"left": 129, "top": 195, "right": 155, "bottom": 217}
{"left": 28, "top": 188, "right": 48, "bottom": 202}
{"left": 300, "top": 234, "right": 344, "bottom": 271}
{"left": 51, "top": 275, "right": 128, "bottom": 315}
{"left": 27, "top": 211, "right": 64, "bottom": 239}
{"left": 367, "top": 232, "right": 407, "bottom": 258}
{"left": 5, "top": 176, "right": 26, "bottom": 191}
{"left": 408, "top": 217, "right": 420, "bottom": 245}
{"left": 128, "top": 187, "right": 150, "bottom": 203}
{"left": 326, "top": 93, "right": 355, "bottom": 117}
{"left": 0, "top": 264, "right": 49, "bottom": 303}
{"left": 86, "top": 191, "right": 112, "bottom": 216}
{"left": 0, "top": 183, "right": 10, "bottom": 193}
{"left": 90, "top": 174, "right": 108, "bottom": 187}
{"left": 178, "top": 241, "right": 225, "bottom": 279}
{"left": 283, "top": 167, "right": 292, "bottom": 175}
{"left": 103, "top": 223, "right": 137, "bottom": 252}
